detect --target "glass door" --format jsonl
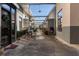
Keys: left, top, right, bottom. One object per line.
{"left": 1, "top": 4, "right": 16, "bottom": 47}
{"left": 1, "top": 8, "right": 11, "bottom": 47}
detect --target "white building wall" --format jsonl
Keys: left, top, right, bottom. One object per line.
{"left": 56, "top": 3, "right": 70, "bottom": 43}
{"left": 16, "top": 9, "right": 23, "bottom": 31}
{"left": 22, "top": 14, "right": 30, "bottom": 30}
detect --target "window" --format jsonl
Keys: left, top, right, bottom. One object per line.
{"left": 57, "top": 9, "right": 63, "bottom": 32}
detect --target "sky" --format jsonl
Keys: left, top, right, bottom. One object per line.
{"left": 29, "top": 4, "right": 56, "bottom": 25}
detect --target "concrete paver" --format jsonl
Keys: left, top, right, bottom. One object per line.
{"left": 2, "top": 29, "right": 79, "bottom": 56}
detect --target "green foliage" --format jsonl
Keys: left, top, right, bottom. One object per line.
{"left": 17, "top": 29, "right": 28, "bottom": 38}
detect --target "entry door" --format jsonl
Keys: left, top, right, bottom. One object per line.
{"left": 1, "top": 8, "right": 11, "bottom": 47}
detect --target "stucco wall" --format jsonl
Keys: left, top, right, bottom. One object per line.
{"left": 70, "top": 3, "right": 79, "bottom": 43}
{"left": 16, "top": 9, "right": 23, "bottom": 31}
{"left": 56, "top": 3, "right": 70, "bottom": 43}
{"left": 21, "top": 4, "right": 32, "bottom": 16}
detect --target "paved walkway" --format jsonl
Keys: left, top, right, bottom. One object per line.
{"left": 2, "top": 29, "right": 79, "bottom": 56}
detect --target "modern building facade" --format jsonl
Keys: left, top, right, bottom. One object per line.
{"left": 16, "top": 9, "right": 23, "bottom": 31}
{"left": 56, "top": 3, "right": 79, "bottom": 44}
{"left": 21, "top": 4, "right": 31, "bottom": 30}
{"left": 0, "top": 3, "right": 32, "bottom": 48}
{"left": 0, "top": 3, "right": 18, "bottom": 48}
{"left": 0, "top": 3, "right": 79, "bottom": 49}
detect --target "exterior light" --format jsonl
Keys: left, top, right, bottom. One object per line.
{"left": 38, "top": 10, "right": 41, "bottom": 13}
{"left": 38, "top": 4, "right": 41, "bottom": 13}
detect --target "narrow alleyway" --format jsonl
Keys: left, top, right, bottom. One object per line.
{"left": 2, "top": 29, "right": 79, "bottom": 56}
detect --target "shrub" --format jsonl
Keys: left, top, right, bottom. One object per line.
{"left": 17, "top": 29, "right": 28, "bottom": 38}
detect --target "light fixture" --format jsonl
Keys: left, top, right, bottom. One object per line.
{"left": 38, "top": 4, "right": 41, "bottom": 13}
{"left": 38, "top": 10, "right": 41, "bottom": 13}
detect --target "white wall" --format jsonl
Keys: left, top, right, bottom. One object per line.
{"left": 22, "top": 14, "right": 29, "bottom": 30}
{"left": 22, "top": 14, "right": 26, "bottom": 28}
{"left": 16, "top": 9, "right": 23, "bottom": 31}
{"left": 56, "top": 3, "right": 70, "bottom": 43}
